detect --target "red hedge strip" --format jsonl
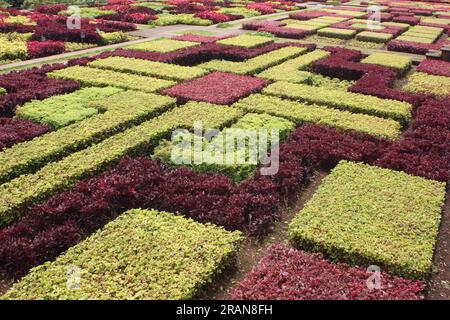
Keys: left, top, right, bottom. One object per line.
{"left": 162, "top": 71, "right": 269, "bottom": 105}
{"left": 27, "top": 41, "right": 65, "bottom": 59}
{"left": 229, "top": 244, "right": 424, "bottom": 300}
{"left": 259, "top": 26, "right": 308, "bottom": 39}
{"left": 416, "top": 59, "right": 450, "bottom": 77}
{"left": 0, "top": 118, "right": 50, "bottom": 151}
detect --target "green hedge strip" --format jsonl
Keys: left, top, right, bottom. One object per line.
{"left": 126, "top": 38, "right": 199, "bottom": 53}
{"left": 289, "top": 161, "right": 446, "bottom": 279}
{"left": 3, "top": 209, "right": 243, "bottom": 300}
{"left": 48, "top": 66, "right": 176, "bottom": 93}
{"left": 233, "top": 94, "right": 402, "bottom": 139}
{"left": 88, "top": 57, "right": 208, "bottom": 81}
{"left": 216, "top": 34, "right": 274, "bottom": 48}
{"left": 262, "top": 81, "right": 412, "bottom": 124}
{"left": 0, "top": 102, "right": 243, "bottom": 227}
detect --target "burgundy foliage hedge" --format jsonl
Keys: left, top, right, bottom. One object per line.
{"left": 0, "top": 118, "right": 50, "bottom": 151}
{"left": 242, "top": 20, "right": 286, "bottom": 31}
{"left": 172, "top": 34, "right": 230, "bottom": 43}
{"left": 416, "top": 59, "right": 450, "bottom": 77}
{"left": 0, "top": 65, "right": 80, "bottom": 117}
{"left": 229, "top": 244, "right": 424, "bottom": 300}
{"left": 162, "top": 71, "right": 269, "bottom": 104}
{"left": 393, "top": 15, "right": 420, "bottom": 25}
{"left": 259, "top": 26, "right": 308, "bottom": 39}
{"left": 35, "top": 4, "right": 67, "bottom": 15}
{"left": 27, "top": 40, "right": 65, "bottom": 59}
{"left": 387, "top": 40, "right": 443, "bottom": 55}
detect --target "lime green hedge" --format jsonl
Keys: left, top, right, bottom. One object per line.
{"left": 403, "top": 72, "right": 450, "bottom": 99}
{"left": 317, "top": 27, "right": 357, "bottom": 39}
{"left": 151, "top": 14, "right": 213, "bottom": 26}
{"left": 361, "top": 52, "right": 412, "bottom": 75}
{"left": 198, "top": 46, "right": 307, "bottom": 75}
{"left": 60, "top": 7, "right": 115, "bottom": 19}
{"left": 233, "top": 94, "right": 402, "bottom": 139}
{"left": 258, "top": 49, "right": 330, "bottom": 82}
{"left": 0, "top": 87, "right": 6, "bottom": 95}
{"left": 216, "top": 34, "right": 274, "bottom": 48}
{"left": 218, "top": 7, "right": 260, "bottom": 18}
{"left": 263, "top": 81, "right": 411, "bottom": 125}
{"left": 154, "top": 112, "right": 294, "bottom": 183}
{"left": 0, "top": 102, "right": 242, "bottom": 226}
{"left": 16, "top": 87, "right": 122, "bottom": 129}
{"left": 48, "top": 66, "right": 175, "bottom": 93}
{"left": 356, "top": 31, "right": 393, "bottom": 43}
{"left": 0, "top": 39, "right": 27, "bottom": 61}
{"left": 126, "top": 39, "right": 199, "bottom": 53}
{"left": 99, "top": 31, "right": 129, "bottom": 45}
{"left": 289, "top": 161, "right": 447, "bottom": 279}
{"left": 2, "top": 209, "right": 243, "bottom": 300}
{"left": 88, "top": 56, "right": 208, "bottom": 81}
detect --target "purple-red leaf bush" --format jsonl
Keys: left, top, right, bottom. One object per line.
{"left": 0, "top": 117, "right": 50, "bottom": 151}
{"left": 416, "top": 59, "right": 450, "bottom": 77}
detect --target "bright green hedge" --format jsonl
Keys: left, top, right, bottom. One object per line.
{"left": 263, "top": 81, "right": 411, "bottom": 125}
{"left": 361, "top": 52, "right": 412, "bottom": 75}
{"left": 154, "top": 112, "right": 294, "bottom": 183}
{"left": 48, "top": 66, "right": 175, "bottom": 93}
{"left": 198, "top": 46, "right": 307, "bottom": 75}
{"left": 88, "top": 56, "right": 208, "bottom": 81}
{"left": 2, "top": 209, "right": 243, "bottom": 300}
{"left": 289, "top": 161, "right": 446, "bottom": 279}
{"left": 0, "top": 91, "right": 175, "bottom": 185}
{"left": 218, "top": 7, "right": 260, "bottom": 18}
{"left": 258, "top": 49, "right": 330, "bottom": 82}
{"left": 99, "top": 31, "right": 129, "bottom": 45}
{"left": 216, "top": 34, "right": 274, "bottom": 48}
{"left": 403, "top": 72, "right": 450, "bottom": 99}
{"left": 233, "top": 94, "right": 402, "bottom": 139}
{"left": 151, "top": 13, "right": 213, "bottom": 26}
{"left": 317, "top": 27, "right": 357, "bottom": 39}
{"left": 16, "top": 87, "right": 122, "bottom": 129}
{"left": 0, "top": 87, "right": 6, "bottom": 95}
{"left": 0, "top": 39, "right": 27, "bottom": 61}
{"left": 0, "top": 102, "right": 242, "bottom": 226}
{"left": 126, "top": 38, "right": 199, "bottom": 53}
{"left": 356, "top": 31, "right": 393, "bottom": 43}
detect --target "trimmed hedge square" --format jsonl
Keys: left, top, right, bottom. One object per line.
{"left": 2, "top": 209, "right": 243, "bottom": 299}
{"left": 317, "top": 27, "right": 357, "bottom": 40}
{"left": 289, "top": 161, "right": 446, "bottom": 279}
{"left": 126, "top": 38, "right": 199, "bottom": 53}
{"left": 163, "top": 72, "right": 269, "bottom": 105}
{"left": 356, "top": 31, "right": 393, "bottom": 43}
{"left": 216, "top": 34, "right": 275, "bottom": 48}
{"left": 403, "top": 72, "right": 450, "bottom": 98}
{"left": 361, "top": 52, "right": 412, "bottom": 75}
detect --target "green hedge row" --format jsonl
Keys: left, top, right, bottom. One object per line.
{"left": 198, "top": 46, "right": 307, "bottom": 75}
{"left": 233, "top": 94, "right": 402, "bottom": 139}
{"left": 88, "top": 57, "right": 208, "bottom": 81}
{"left": 289, "top": 161, "right": 447, "bottom": 279}
{"left": 0, "top": 102, "right": 242, "bottom": 226}
{"left": 361, "top": 52, "right": 412, "bottom": 76}
{"left": 2, "top": 209, "right": 243, "bottom": 300}
{"left": 263, "top": 81, "right": 411, "bottom": 125}
{"left": 0, "top": 91, "right": 176, "bottom": 185}
{"left": 403, "top": 72, "right": 450, "bottom": 99}
{"left": 216, "top": 34, "right": 274, "bottom": 48}
{"left": 317, "top": 27, "right": 357, "bottom": 40}
{"left": 48, "top": 66, "right": 176, "bottom": 93}
{"left": 151, "top": 13, "right": 213, "bottom": 26}
{"left": 16, "top": 87, "right": 122, "bottom": 129}
{"left": 356, "top": 31, "right": 393, "bottom": 43}
{"left": 258, "top": 49, "right": 330, "bottom": 82}
{"left": 154, "top": 112, "right": 295, "bottom": 183}
{"left": 126, "top": 39, "right": 199, "bottom": 53}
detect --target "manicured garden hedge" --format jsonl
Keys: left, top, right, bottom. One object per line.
{"left": 126, "top": 38, "right": 199, "bottom": 53}
{"left": 16, "top": 87, "right": 122, "bottom": 129}
{"left": 289, "top": 161, "right": 446, "bottom": 279}
{"left": 216, "top": 34, "right": 274, "bottom": 48}
{"left": 262, "top": 81, "right": 412, "bottom": 125}
{"left": 233, "top": 94, "right": 402, "bottom": 139}
{"left": 48, "top": 66, "right": 176, "bottom": 93}
{"left": 0, "top": 101, "right": 242, "bottom": 227}
{"left": 88, "top": 56, "right": 208, "bottom": 81}
{"left": 361, "top": 52, "right": 412, "bottom": 76}
{"left": 356, "top": 31, "right": 393, "bottom": 43}
{"left": 198, "top": 46, "right": 307, "bottom": 75}
{"left": 0, "top": 118, "right": 49, "bottom": 151}
{"left": 2, "top": 209, "right": 243, "bottom": 300}
{"left": 317, "top": 27, "right": 357, "bottom": 39}
{"left": 229, "top": 244, "right": 424, "bottom": 300}
{"left": 416, "top": 59, "right": 450, "bottom": 77}
{"left": 403, "top": 72, "right": 450, "bottom": 98}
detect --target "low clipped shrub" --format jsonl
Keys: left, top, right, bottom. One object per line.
{"left": 233, "top": 94, "right": 402, "bottom": 140}
{"left": 403, "top": 72, "right": 450, "bottom": 98}
{"left": 48, "top": 66, "right": 176, "bottom": 93}
{"left": 317, "top": 27, "right": 357, "bottom": 39}
{"left": 126, "top": 38, "right": 199, "bottom": 53}
{"left": 361, "top": 52, "right": 412, "bottom": 76}
{"left": 416, "top": 59, "right": 450, "bottom": 77}
{"left": 289, "top": 161, "right": 446, "bottom": 279}
{"left": 229, "top": 244, "right": 424, "bottom": 300}
{"left": 262, "top": 81, "right": 412, "bottom": 125}
{"left": 258, "top": 26, "right": 308, "bottom": 39}
{"left": 216, "top": 34, "right": 274, "bottom": 48}
{"left": 151, "top": 13, "right": 213, "bottom": 26}
{"left": 356, "top": 31, "right": 393, "bottom": 43}
{"left": 2, "top": 209, "right": 243, "bottom": 300}
{"left": 0, "top": 118, "right": 49, "bottom": 152}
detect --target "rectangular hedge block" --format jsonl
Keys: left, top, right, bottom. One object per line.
{"left": 49, "top": 66, "right": 176, "bottom": 93}
{"left": 88, "top": 57, "right": 208, "bottom": 81}
{"left": 289, "top": 161, "right": 446, "bottom": 279}
{"left": 263, "top": 81, "right": 412, "bottom": 125}
{"left": 2, "top": 209, "right": 243, "bottom": 300}
{"left": 125, "top": 38, "right": 199, "bottom": 53}
{"left": 16, "top": 87, "right": 122, "bottom": 129}
{"left": 403, "top": 72, "right": 450, "bottom": 99}
{"left": 197, "top": 46, "right": 307, "bottom": 75}
{"left": 233, "top": 94, "right": 402, "bottom": 139}
{"left": 361, "top": 52, "right": 412, "bottom": 75}
{"left": 356, "top": 31, "right": 393, "bottom": 43}
{"left": 216, "top": 34, "right": 275, "bottom": 48}
{"left": 317, "top": 27, "right": 357, "bottom": 40}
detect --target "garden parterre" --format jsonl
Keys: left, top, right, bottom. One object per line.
{"left": 0, "top": 5, "right": 449, "bottom": 300}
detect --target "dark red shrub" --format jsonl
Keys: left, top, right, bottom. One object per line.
{"left": 0, "top": 117, "right": 50, "bottom": 151}
{"left": 27, "top": 41, "right": 65, "bottom": 59}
